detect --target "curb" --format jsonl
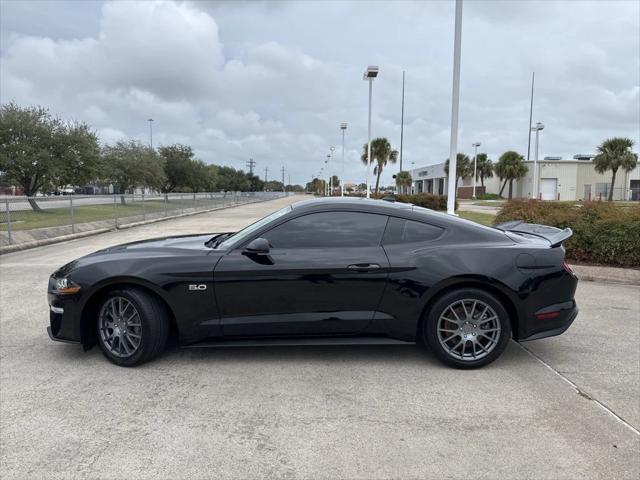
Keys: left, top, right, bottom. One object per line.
{"left": 569, "top": 264, "right": 640, "bottom": 286}
{"left": 0, "top": 199, "right": 265, "bottom": 255}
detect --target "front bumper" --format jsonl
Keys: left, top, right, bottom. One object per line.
{"left": 518, "top": 300, "right": 579, "bottom": 342}
{"left": 47, "top": 292, "right": 81, "bottom": 344}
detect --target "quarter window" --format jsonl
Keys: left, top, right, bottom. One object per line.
{"left": 264, "top": 211, "right": 388, "bottom": 249}
{"left": 382, "top": 217, "right": 443, "bottom": 245}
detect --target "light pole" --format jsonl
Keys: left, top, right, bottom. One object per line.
{"left": 446, "top": 0, "right": 463, "bottom": 215}
{"left": 329, "top": 147, "right": 335, "bottom": 196}
{"left": 363, "top": 65, "right": 379, "bottom": 199}
{"left": 324, "top": 157, "right": 329, "bottom": 196}
{"left": 472, "top": 141, "right": 481, "bottom": 199}
{"left": 147, "top": 118, "right": 154, "bottom": 149}
{"left": 531, "top": 122, "right": 544, "bottom": 198}
{"left": 340, "top": 123, "right": 347, "bottom": 196}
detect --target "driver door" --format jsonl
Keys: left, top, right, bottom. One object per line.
{"left": 213, "top": 211, "right": 390, "bottom": 337}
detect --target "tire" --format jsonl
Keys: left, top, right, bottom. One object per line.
{"left": 422, "top": 288, "right": 511, "bottom": 369}
{"left": 96, "top": 287, "right": 169, "bottom": 367}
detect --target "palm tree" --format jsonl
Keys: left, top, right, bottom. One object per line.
{"left": 475, "top": 153, "right": 494, "bottom": 188}
{"left": 444, "top": 153, "right": 472, "bottom": 187}
{"left": 361, "top": 137, "right": 398, "bottom": 194}
{"left": 395, "top": 170, "right": 412, "bottom": 194}
{"left": 593, "top": 137, "right": 638, "bottom": 201}
{"left": 494, "top": 151, "right": 527, "bottom": 199}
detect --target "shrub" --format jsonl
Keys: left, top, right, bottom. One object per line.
{"left": 495, "top": 200, "right": 640, "bottom": 267}
{"left": 395, "top": 193, "right": 456, "bottom": 211}
{"left": 475, "top": 193, "right": 500, "bottom": 200}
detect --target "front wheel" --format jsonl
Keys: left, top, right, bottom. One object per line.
{"left": 96, "top": 288, "right": 169, "bottom": 367}
{"left": 422, "top": 289, "right": 511, "bottom": 369}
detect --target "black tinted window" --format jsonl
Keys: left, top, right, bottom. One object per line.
{"left": 382, "top": 217, "right": 443, "bottom": 245}
{"left": 264, "top": 211, "right": 387, "bottom": 248}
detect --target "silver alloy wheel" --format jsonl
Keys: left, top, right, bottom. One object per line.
{"left": 437, "top": 299, "right": 501, "bottom": 361}
{"left": 99, "top": 296, "right": 142, "bottom": 358}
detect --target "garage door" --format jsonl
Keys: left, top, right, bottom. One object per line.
{"left": 540, "top": 178, "right": 558, "bottom": 200}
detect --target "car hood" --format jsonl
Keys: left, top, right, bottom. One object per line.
{"left": 104, "top": 233, "right": 215, "bottom": 252}
{"left": 53, "top": 233, "right": 223, "bottom": 277}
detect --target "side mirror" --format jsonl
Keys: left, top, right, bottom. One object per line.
{"left": 244, "top": 237, "right": 270, "bottom": 255}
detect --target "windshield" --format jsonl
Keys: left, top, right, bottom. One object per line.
{"left": 217, "top": 205, "right": 292, "bottom": 249}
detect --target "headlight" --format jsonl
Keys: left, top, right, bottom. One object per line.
{"left": 55, "top": 277, "right": 81, "bottom": 295}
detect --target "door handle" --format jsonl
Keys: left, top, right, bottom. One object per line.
{"left": 347, "top": 263, "right": 381, "bottom": 272}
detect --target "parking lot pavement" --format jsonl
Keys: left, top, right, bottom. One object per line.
{"left": 1, "top": 196, "right": 638, "bottom": 479}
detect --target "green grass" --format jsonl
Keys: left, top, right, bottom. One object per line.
{"left": 457, "top": 211, "right": 496, "bottom": 226}
{"left": 1, "top": 200, "right": 206, "bottom": 231}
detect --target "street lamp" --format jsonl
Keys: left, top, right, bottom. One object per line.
{"left": 340, "top": 123, "right": 347, "bottom": 197}
{"left": 325, "top": 157, "right": 329, "bottom": 197}
{"left": 531, "top": 122, "right": 545, "bottom": 199}
{"left": 363, "top": 65, "right": 379, "bottom": 199}
{"left": 147, "top": 118, "right": 154, "bottom": 149}
{"left": 472, "top": 141, "right": 481, "bottom": 199}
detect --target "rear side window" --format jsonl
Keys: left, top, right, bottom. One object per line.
{"left": 382, "top": 217, "right": 443, "bottom": 245}
{"left": 264, "top": 211, "right": 388, "bottom": 249}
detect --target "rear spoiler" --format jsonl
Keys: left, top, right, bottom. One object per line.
{"left": 494, "top": 220, "right": 573, "bottom": 247}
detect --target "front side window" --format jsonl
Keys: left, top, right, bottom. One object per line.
{"left": 264, "top": 211, "right": 388, "bottom": 249}
{"left": 382, "top": 217, "right": 443, "bottom": 245}
{"left": 218, "top": 205, "right": 292, "bottom": 249}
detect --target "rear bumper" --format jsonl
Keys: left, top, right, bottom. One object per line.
{"left": 518, "top": 300, "right": 578, "bottom": 342}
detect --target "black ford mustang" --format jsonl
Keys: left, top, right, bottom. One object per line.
{"left": 48, "top": 197, "right": 578, "bottom": 368}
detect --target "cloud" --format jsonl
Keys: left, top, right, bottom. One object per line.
{"left": 1, "top": 0, "right": 638, "bottom": 187}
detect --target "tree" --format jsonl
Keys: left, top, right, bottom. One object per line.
{"left": 264, "top": 180, "right": 284, "bottom": 191}
{"left": 246, "top": 172, "right": 264, "bottom": 192}
{"left": 215, "top": 166, "right": 250, "bottom": 191}
{"left": 0, "top": 103, "right": 99, "bottom": 211}
{"left": 306, "top": 178, "right": 325, "bottom": 195}
{"left": 331, "top": 175, "right": 340, "bottom": 189}
{"left": 444, "top": 153, "right": 472, "bottom": 187}
{"left": 475, "top": 153, "right": 493, "bottom": 188}
{"left": 494, "top": 150, "right": 528, "bottom": 199}
{"left": 395, "top": 170, "right": 412, "bottom": 193}
{"left": 286, "top": 184, "right": 304, "bottom": 192}
{"left": 593, "top": 137, "right": 638, "bottom": 201}
{"left": 361, "top": 137, "right": 398, "bottom": 194}
{"left": 100, "top": 140, "right": 165, "bottom": 203}
{"left": 158, "top": 144, "right": 199, "bottom": 192}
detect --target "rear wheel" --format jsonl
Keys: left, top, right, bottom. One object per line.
{"left": 423, "top": 289, "right": 511, "bottom": 369}
{"left": 96, "top": 288, "right": 169, "bottom": 367}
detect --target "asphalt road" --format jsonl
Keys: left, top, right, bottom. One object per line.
{"left": 1, "top": 195, "right": 638, "bottom": 479}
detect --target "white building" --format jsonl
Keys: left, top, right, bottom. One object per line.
{"left": 411, "top": 156, "right": 640, "bottom": 201}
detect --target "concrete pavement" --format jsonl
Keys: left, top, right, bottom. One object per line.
{"left": 1, "top": 195, "right": 638, "bottom": 479}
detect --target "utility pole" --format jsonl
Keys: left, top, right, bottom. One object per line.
{"left": 527, "top": 72, "right": 535, "bottom": 161}
{"left": 281, "top": 166, "right": 286, "bottom": 192}
{"left": 264, "top": 167, "right": 269, "bottom": 191}
{"left": 400, "top": 70, "right": 405, "bottom": 172}
{"left": 246, "top": 158, "right": 256, "bottom": 175}
{"left": 446, "top": 0, "right": 463, "bottom": 215}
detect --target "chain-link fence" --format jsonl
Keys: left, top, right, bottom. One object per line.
{"left": 0, "top": 191, "right": 290, "bottom": 247}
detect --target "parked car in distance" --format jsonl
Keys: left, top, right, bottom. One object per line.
{"left": 47, "top": 197, "right": 578, "bottom": 368}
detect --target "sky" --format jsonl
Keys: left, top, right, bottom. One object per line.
{"left": 1, "top": 0, "right": 639, "bottom": 187}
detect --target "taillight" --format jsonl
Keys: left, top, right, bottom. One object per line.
{"left": 563, "top": 260, "right": 576, "bottom": 277}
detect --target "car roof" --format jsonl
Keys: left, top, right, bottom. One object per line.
{"left": 289, "top": 196, "right": 506, "bottom": 239}
{"left": 292, "top": 196, "right": 412, "bottom": 212}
